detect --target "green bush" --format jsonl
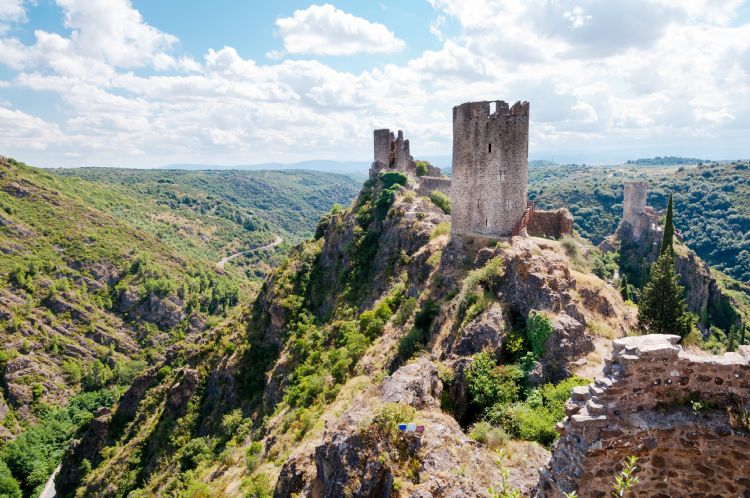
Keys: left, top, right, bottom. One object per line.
{"left": 525, "top": 312, "right": 553, "bottom": 357}
{"left": 179, "top": 437, "right": 214, "bottom": 469}
{"left": 469, "top": 421, "right": 509, "bottom": 450}
{"left": 466, "top": 352, "right": 523, "bottom": 412}
{"left": 456, "top": 257, "right": 504, "bottom": 319}
{"left": 246, "top": 441, "right": 263, "bottom": 471}
{"left": 416, "top": 161, "right": 428, "bottom": 177}
{"left": 372, "top": 403, "right": 416, "bottom": 436}
{"left": 380, "top": 172, "right": 408, "bottom": 190}
{"left": 430, "top": 221, "right": 451, "bottom": 240}
{"left": 430, "top": 191, "right": 451, "bottom": 215}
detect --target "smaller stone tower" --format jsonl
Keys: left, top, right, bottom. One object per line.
{"left": 450, "top": 100, "right": 530, "bottom": 238}
{"left": 370, "top": 129, "right": 416, "bottom": 179}
{"left": 622, "top": 182, "right": 659, "bottom": 240}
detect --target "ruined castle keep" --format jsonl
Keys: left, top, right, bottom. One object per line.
{"left": 450, "top": 100, "right": 530, "bottom": 238}
{"left": 622, "top": 181, "right": 661, "bottom": 241}
{"left": 538, "top": 335, "right": 750, "bottom": 497}
{"left": 370, "top": 129, "right": 416, "bottom": 178}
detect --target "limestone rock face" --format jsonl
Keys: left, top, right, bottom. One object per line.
{"left": 538, "top": 334, "right": 750, "bottom": 497}
{"left": 540, "top": 313, "right": 594, "bottom": 382}
{"left": 452, "top": 303, "right": 508, "bottom": 358}
{"left": 380, "top": 357, "right": 443, "bottom": 409}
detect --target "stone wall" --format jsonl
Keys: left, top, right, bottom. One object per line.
{"left": 537, "top": 334, "right": 750, "bottom": 498}
{"left": 416, "top": 176, "right": 451, "bottom": 197}
{"left": 370, "top": 128, "right": 416, "bottom": 179}
{"left": 527, "top": 208, "right": 573, "bottom": 239}
{"left": 451, "top": 100, "right": 529, "bottom": 238}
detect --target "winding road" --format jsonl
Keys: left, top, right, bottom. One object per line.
{"left": 216, "top": 234, "right": 282, "bottom": 269}
{"left": 39, "top": 465, "right": 60, "bottom": 498}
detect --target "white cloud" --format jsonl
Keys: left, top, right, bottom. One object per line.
{"left": 273, "top": 4, "right": 405, "bottom": 56}
{"left": 0, "top": 0, "right": 749, "bottom": 166}
{"left": 0, "top": 0, "right": 25, "bottom": 33}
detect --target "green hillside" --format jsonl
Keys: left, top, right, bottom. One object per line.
{"left": 51, "top": 168, "right": 360, "bottom": 277}
{"left": 0, "top": 157, "right": 358, "bottom": 497}
{"left": 529, "top": 161, "right": 750, "bottom": 282}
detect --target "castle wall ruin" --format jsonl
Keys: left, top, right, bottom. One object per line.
{"left": 538, "top": 334, "right": 750, "bottom": 498}
{"left": 370, "top": 129, "right": 416, "bottom": 179}
{"left": 416, "top": 176, "right": 451, "bottom": 197}
{"left": 450, "top": 100, "right": 529, "bottom": 238}
{"left": 622, "top": 182, "right": 660, "bottom": 241}
{"left": 527, "top": 208, "right": 574, "bottom": 239}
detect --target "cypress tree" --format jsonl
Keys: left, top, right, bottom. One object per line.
{"left": 637, "top": 248, "right": 693, "bottom": 338}
{"left": 619, "top": 274, "right": 632, "bottom": 302}
{"left": 660, "top": 194, "right": 675, "bottom": 255}
{"left": 741, "top": 322, "right": 747, "bottom": 346}
{"left": 727, "top": 325, "right": 738, "bottom": 352}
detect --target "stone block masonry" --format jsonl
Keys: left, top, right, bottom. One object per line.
{"left": 450, "top": 100, "right": 529, "bottom": 238}
{"left": 370, "top": 129, "right": 416, "bottom": 179}
{"left": 527, "top": 208, "right": 573, "bottom": 239}
{"left": 537, "top": 334, "right": 750, "bottom": 497}
{"left": 416, "top": 176, "right": 451, "bottom": 197}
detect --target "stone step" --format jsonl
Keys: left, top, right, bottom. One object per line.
{"left": 571, "top": 385, "right": 590, "bottom": 401}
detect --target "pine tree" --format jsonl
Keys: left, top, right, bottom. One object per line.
{"left": 637, "top": 248, "right": 693, "bottom": 338}
{"left": 660, "top": 194, "right": 675, "bottom": 255}
{"left": 741, "top": 322, "right": 747, "bottom": 346}
{"left": 619, "top": 274, "right": 632, "bottom": 302}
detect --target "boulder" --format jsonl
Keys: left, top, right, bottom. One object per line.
{"left": 454, "top": 303, "right": 507, "bottom": 358}
{"left": 381, "top": 357, "right": 442, "bottom": 409}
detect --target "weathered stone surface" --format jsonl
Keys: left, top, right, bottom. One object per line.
{"left": 540, "top": 313, "right": 595, "bottom": 382}
{"left": 370, "top": 129, "right": 416, "bottom": 178}
{"left": 538, "top": 334, "right": 750, "bottom": 497}
{"left": 451, "top": 100, "right": 529, "bottom": 238}
{"left": 453, "top": 303, "right": 507, "bottom": 358}
{"left": 528, "top": 208, "right": 574, "bottom": 239}
{"left": 416, "top": 176, "right": 451, "bottom": 197}
{"left": 380, "top": 357, "right": 443, "bottom": 409}
{"left": 56, "top": 407, "right": 113, "bottom": 495}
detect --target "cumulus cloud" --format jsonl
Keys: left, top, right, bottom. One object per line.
{"left": 0, "top": 0, "right": 749, "bottom": 166}
{"left": 0, "top": 0, "right": 25, "bottom": 33}
{"left": 273, "top": 4, "right": 406, "bottom": 56}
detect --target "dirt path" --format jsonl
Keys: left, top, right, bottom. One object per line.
{"left": 216, "top": 235, "right": 282, "bottom": 269}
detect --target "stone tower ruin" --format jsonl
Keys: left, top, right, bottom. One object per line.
{"left": 622, "top": 181, "right": 660, "bottom": 241}
{"left": 370, "top": 129, "right": 416, "bottom": 179}
{"left": 450, "top": 100, "right": 530, "bottom": 238}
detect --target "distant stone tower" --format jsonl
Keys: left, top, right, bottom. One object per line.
{"left": 451, "top": 100, "right": 530, "bottom": 238}
{"left": 622, "top": 181, "right": 659, "bottom": 240}
{"left": 370, "top": 129, "right": 416, "bottom": 179}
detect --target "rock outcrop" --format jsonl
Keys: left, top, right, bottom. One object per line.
{"left": 538, "top": 334, "right": 750, "bottom": 497}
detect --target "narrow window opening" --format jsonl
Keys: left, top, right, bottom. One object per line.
{"left": 486, "top": 218, "right": 488, "bottom": 227}
{"left": 489, "top": 101, "right": 496, "bottom": 115}
{"left": 488, "top": 143, "right": 492, "bottom": 153}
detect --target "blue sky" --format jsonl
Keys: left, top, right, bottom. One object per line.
{"left": 1, "top": 0, "right": 750, "bottom": 168}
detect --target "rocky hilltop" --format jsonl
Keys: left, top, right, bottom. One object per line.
{"left": 53, "top": 172, "right": 652, "bottom": 497}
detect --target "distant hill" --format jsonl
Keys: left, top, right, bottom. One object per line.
{"left": 625, "top": 156, "right": 709, "bottom": 166}
{"left": 161, "top": 160, "right": 371, "bottom": 178}
{"left": 529, "top": 161, "right": 750, "bottom": 282}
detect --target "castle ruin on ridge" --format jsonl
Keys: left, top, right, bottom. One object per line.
{"left": 622, "top": 181, "right": 661, "bottom": 241}
{"left": 450, "top": 100, "right": 531, "bottom": 238}
{"left": 370, "top": 129, "right": 417, "bottom": 178}
{"left": 370, "top": 100, "right": 572, "bottom": 239}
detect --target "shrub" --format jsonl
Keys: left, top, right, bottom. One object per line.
{"left": 525, "top": 312, "right": 553, "bottom": 357}
{"left": 430, "top": 190, "right": 451, "bottom": 214}
{"left": 469, "top": 421, "right": 509, "bottom": 450}
{"left": 416, "top": 161, "right": 428, "bottom": 177}
{"left": 372, "top": 403, "right": 416, "bottom": 436}
{"left": 221, "top": 409, "right": 244, "bottom": 436}
{"left": 246, "top": 441, "right": 264, "bottom": 471}
{"left": 394, "top": 297, "right": 418, "bottom": 326}
{"left": 179, "top": 437, "right": 213, "bottom": 469}
{"left": 430, "top": 221, "right": 451, "bottom": 240}
{"left": 456, "top": 257, "right": 504, "bottom": 319}
{"left": 466, "top": 352, "right": 523, "bottom": 412}
{"left": 380, "top": 172, "right": 408, "bottom": 189}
